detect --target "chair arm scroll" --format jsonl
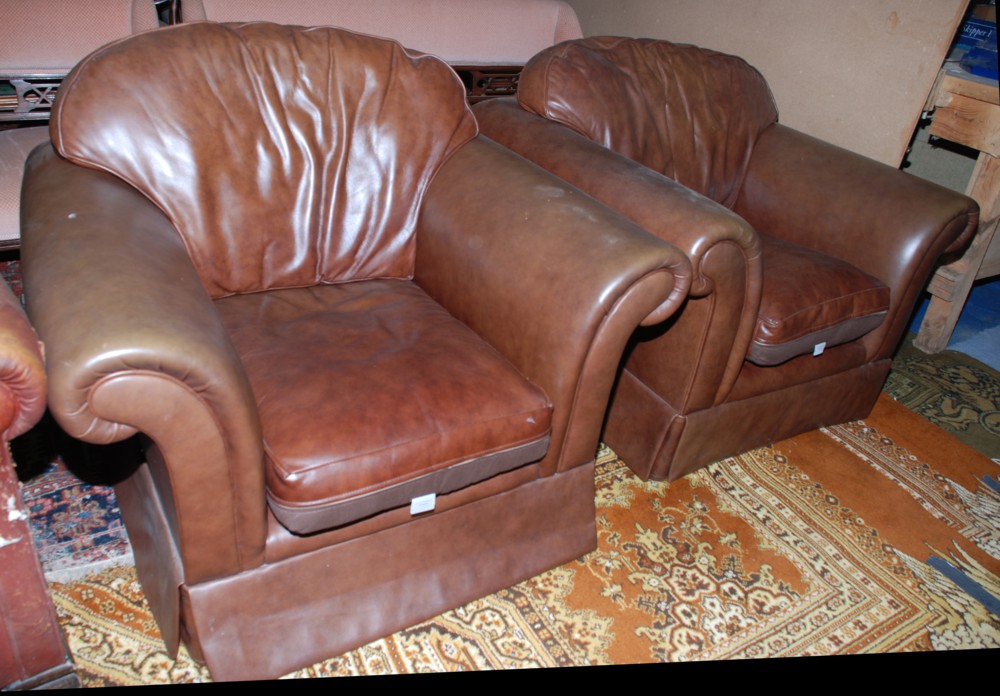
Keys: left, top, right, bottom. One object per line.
{"left": 474, "top": 99, "right": 766, "bottom": 409}
{"left": 20, "top": 145, "right": 266, "bottom": 580}
{"left": 417, "top": 137, "right": 691, "bottom": 474}
{"left": 0, "top": 279, "right": 45, "bottom": 441}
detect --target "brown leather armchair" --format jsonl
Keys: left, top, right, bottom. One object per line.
{"left": 20, "top": 24, "right": 690, "bottom": 680}
{"left": 474, "top": 37, "right": 980, "bottom": 481}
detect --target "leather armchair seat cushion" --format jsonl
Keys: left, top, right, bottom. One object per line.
{"left": 749, "top": 235, "right": 890, "bottom": 366}
{"left": 216, "top": 279, "right": 552, "bottom": 534}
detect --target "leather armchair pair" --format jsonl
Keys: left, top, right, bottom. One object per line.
{"left": 475, "top": 37, "right": 980, "bottom": 481}
{"left": 21, "top": 24, "right": 690, "bottom": 680}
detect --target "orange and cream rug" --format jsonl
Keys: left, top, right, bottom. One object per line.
{"left": 47, "top": 394, "right": 998, "bottom": 684}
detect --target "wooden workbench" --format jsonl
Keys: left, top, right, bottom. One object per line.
{"left": 913, "top": 66, "right": 1000, "bottom": 353}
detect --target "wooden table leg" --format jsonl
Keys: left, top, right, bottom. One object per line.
{"left": 0, "top": 446, "right": 80, "bottom": 690}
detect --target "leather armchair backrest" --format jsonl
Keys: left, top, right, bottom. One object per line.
{"left": 50, "top": 22, "right": 478, "bottom": 298}
{"left": 517, "top": 37, "right": 779, "bottom": 209}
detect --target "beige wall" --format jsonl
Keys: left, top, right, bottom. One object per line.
{"left": 563, "top": 0, "right": 968, "bottom": 165}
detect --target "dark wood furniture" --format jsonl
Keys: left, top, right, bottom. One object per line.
{"left": 0, "top": 277, "right": 78, "bottom": 690}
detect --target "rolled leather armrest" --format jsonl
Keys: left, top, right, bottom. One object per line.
{"left": 474, "top": 98, "right": 764, "bottom": 410}
{"left": 20, "top": 145, "right": 266, "bottom": 580}
{"left": 735, "top": 124, "right": 980, "bottom": 360}
{"left": 474, "top": 98, "right": 761, "bottom": 297}
{"left": 416, "top": 136, "right": 691, "bottom": 475}
{"left": 0, "top": 278, "right": 45, "bottom": 441}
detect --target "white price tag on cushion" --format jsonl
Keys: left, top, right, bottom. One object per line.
{"left": 410, "top": 493, "right": 436, "bottom": 515}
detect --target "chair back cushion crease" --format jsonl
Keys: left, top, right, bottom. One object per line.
{"left": 50, "top": 21, "right": 478, "bottom": 297}
{"left": 20, "top": 22, "right": 697, "bottom": 677}
{"left": 517, "top": 36, "right": 778, "bottom": 208}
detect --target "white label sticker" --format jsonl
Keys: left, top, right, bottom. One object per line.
{"left": 813, "top": 342, "right": 827, "bottom": 357}
{"left": 410, "top": 493, "right": 436, "bottom": 515}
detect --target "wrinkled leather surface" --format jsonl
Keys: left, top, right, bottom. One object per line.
{"left": 50, "top": 21, "right": 478, "bottom": 297}
{"left": 0, "top": 279, "right": 45, "bottom": 441}
{"left": 22, "top": 145, "right": 268, "bottom": 583}
{"left": 217, "top": 281, "right": 552, "bottom": 534}
{"left": 23, "top": 23, "right": 693, "bottom": 676}
{"left": 736, "top": 124, "right": 978, "bottom": 363}
{"left": 749, "top": 234, "right": 889, "bottom": 366}
{"left": 478, "top": 37, "right": 979, "bottom": 480}
{"left": 473, "top": 101, "right": 753, "bottom": 412}
{"left": 517, "top": 36, "right": 778, "bottom": 208}
{"left": 416, "top": 137, "right": 691, "bottom": 475}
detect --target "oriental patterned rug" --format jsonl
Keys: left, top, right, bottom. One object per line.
{"left": 17, "top": 460, "right": 132, "bottom": 583}
{"left": 45, "top": 394, "right": 999, "bottom": 685}
{"left": 885, "top": 334, "right": 1000, "bottom": 461}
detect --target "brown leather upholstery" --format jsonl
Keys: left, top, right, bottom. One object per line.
{"left": 516, "top": 38, "right": 778, "bottom": 208}
{"left": 21, "top": 24, "right": 691, "bottom": 679}
{"left": 0, "top": 283, "right": 45, "bottom": 441}
{"left": 0, "top": 279, "right": 79, "bottom": 688}
{"left": 750, "top": 236, "right": 889, "bottom": 367}
{"left": 474, "top": 36, "right": 979, "bottom": 481}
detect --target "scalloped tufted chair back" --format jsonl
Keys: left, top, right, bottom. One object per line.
{"left": 50, "top": 21, "right": 478, "bottom": 297}
{"left": 517, "top": 37, "right": 779, "bottom": 209}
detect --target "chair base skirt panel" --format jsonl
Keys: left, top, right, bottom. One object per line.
{"left": 114, "top": 459, "right": 187, "bottom": 657}
{"left": 178, "top": 462, "right": 597, "bottom": 682}
{"left": 120, "top": 456, "right": 556, "bottom": 657}
{"left": 605, "top": 359, "right": 890, "bottom": 481}
{"left": 264, "top": 461, "right": 544, "bottom": 563}
{"left": 266, "top": 436, "right": 549, "bottom": 534}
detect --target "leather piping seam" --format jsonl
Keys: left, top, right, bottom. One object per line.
{"left": 88, "top": 369, "right": 247, "bottom": 571}
{"left": 560, "top": 264, "right": 678, "bottom": 468}
{"left": 265, "top": 429, "right": 551, "bottom": 496}
{"left": 872, "top": 209, "right": 973, "bottom": 360}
